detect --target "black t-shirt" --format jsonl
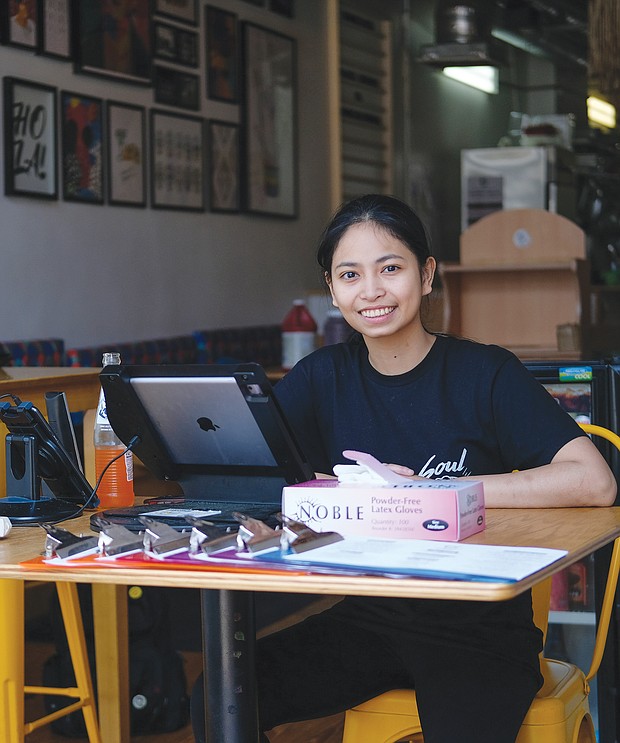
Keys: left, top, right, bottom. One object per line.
{"left": 274, "top": 334, "right": 584, "bottom": 670}
{"left": 275, "top": 333, "right": 582, "bottom": 479}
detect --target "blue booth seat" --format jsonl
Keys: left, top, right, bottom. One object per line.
{"left": 65, "top": 335, "right": 198, "bottom": 367}
{"left": 0, "top": 338, "right": 66, "bottom": 367}
{"left": 193, "top": 325, "right": 281, "bottom": 367}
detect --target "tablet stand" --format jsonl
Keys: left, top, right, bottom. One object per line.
{"left": 0, "top": 432, "right": 85, "bottom": 524}
{"left": 6, "top": 434, "right": 40, "bottom": 500}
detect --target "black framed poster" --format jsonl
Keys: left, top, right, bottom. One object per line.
{"left": 3, "top": 77, "right": 57, "bottom": 199}
{"left": 39, "top": 0, "right": 71, "bottom": 59}
{"left": 154, "top": 0, "right": 198, "bottom": 26}
{"left": 4, "top": 0, "right": 38, "bottom": 50}
{"left": 153, "top": 65, "right": 200, "bottom": 111}
{"left": 205, "top": 6, "right": 238, "bottom": 103}
{"left": 107, "top": 101, "right": 146, "bottom": 207}
{"left": 151, "top": 109, "right": 205, "bottom": 211}
{"left": 208, "top": 119, "right": 240, "bottom": 213}
{"left": 60, "top": 90, "right": 104, "bottom": 204}
{"left": 72, "top": 0, "right": 151, "bottom": 84}
{"left": 242, "top": 23, "right": 297, "bottom": 217}
{"left": 154, "top": 21, "right": 198, "bottom": 68}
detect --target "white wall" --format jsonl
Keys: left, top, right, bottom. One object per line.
{"left": 0, "top": 1, "right": 333, "bottom": 348}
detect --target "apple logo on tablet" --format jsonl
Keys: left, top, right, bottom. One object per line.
{"left": 197, "top": 416, "right": 220, "bottom": 433}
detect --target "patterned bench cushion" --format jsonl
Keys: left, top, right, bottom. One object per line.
{"left": 1, "top": 338, "right": 65, "bottom": 366}
{"left": 63, "top": 326, "right": 282, "bottom": 369}
{"left": 65, "top": 335, "right": 198, "bottom": 367}
{"left": 193, "top": 326, "right": 281, "bottom": 367}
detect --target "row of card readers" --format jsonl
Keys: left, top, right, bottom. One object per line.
{"left": 41, "top": 512, "right": 344, "bottom": 561}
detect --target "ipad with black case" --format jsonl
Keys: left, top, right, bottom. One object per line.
{"left": 94, "top": 363, "right": 314, "bottom": 532}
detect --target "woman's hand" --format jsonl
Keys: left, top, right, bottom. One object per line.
{"left": 385, "top": 463, "right": 418, "bottom": 478}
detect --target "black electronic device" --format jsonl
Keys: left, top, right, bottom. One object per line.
{"left": 0, "top": 400, "right": 96, "bottom": 524}
{"left": 45, "top": 390, "right": 84, "bottom": 471}
{"left": 94, "top": 362, "right": 314, "bottom": 532}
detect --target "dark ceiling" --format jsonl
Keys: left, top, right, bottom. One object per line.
{"left": 424, "top": 1, "right": 589, "bottom": 70}
{"left": 492, "top": 0, "right": 588, "bottom": 69}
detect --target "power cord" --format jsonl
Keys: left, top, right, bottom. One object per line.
{"left": 45, "top": 434, "right": 141, "bottom": 524}
{"left": 0, "top": 393, "right": 22, "bottom": 405}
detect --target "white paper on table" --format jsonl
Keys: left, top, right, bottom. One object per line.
{"left": 146, "top": 507, "right": 222, "bottom": 518}
{"left": 274, "top": 537, "right": 568, "bottom": 582}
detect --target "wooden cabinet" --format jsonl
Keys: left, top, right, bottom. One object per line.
{"left": 439, "top": 260, "right": 590, "bottom": 359}
{"left": 439, "top": 209, "right": 591, "bottom": 360}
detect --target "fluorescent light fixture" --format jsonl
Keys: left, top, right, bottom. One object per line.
{"left": 587, "top": 96, "right": 616, "bottom": 130}
{"left": 491, "top": 28, "right": 547, "bottom": 58}
{"left": 443, "top": 65, "right": 499, "bottom": 94}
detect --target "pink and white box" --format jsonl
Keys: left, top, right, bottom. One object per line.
{"left": 281, "top": 450, "right": 485, "bottom": 542}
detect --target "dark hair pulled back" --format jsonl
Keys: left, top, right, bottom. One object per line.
{"left": 316, "top": 194, "right": 432, "bottom": 276}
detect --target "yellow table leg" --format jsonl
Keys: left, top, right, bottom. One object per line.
{"left": 56, "top": 582, "right": 102, "bottom": 743}
{"left": 0, "top": 578, "right": 24, "bottom": 743}
{"left": 92, "top": 583, "right": 130, "bottom": 743}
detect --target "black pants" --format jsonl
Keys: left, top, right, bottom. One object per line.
{"left": 191, "top": 596, "right": 542, "bottom": 743}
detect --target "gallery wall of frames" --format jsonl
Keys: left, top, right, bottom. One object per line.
{"left": 1, "top": 0, "right": 298, "bottom": 218}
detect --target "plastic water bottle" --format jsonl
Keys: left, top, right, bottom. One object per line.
{"left": 323, "top": 307, "right": 352, "bottom": 346}
{"left": 94, "top": 352, "right": 134, "bottom": 508}
{"left": 281, "top": 299, "right": 317, "bottom": 370}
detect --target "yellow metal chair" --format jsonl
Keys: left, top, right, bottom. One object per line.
{"left": 0, "top": 579, "right": 102, "bottom": 743}
{"left": 343, "top": 423, "right": 620, "bottom": 743}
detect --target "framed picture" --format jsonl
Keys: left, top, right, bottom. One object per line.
{"left": 3, "top": 78, "right": 57, "bottom": 199}
{"left": 150, "top": 109, "right": 204, "bottom": 211}
{"left": 208, "top": 120, "right": 240, "bottom": 213}
{"left": 242, "top": 23, "right": 297, "bottom": 217}
{"left": 60, "top": 90, "right": 104, "bottom": 204}
{"left": 154, "top": 65, "right": 200, "bottom": 111}
{"left": 270, "top": 0, "right": 295, "bottom": 17}
{"left": 39, "top": 0, "right": 70, "bottom": 59}
{"left": 72, "top": 0, "right": 151, "bottom": 84}
{"left": 153, "top": 21, "right": 198, "bottom": 68}
{"left": 205, "top": 6, "right": 238, "bottom": 103}
{"left": 154, "top": 0, "right": 198, "bottom": 26}
{"left": 4, "top": 0, "right": 38, "bottom": 49}
{"left": 107, "top": 101, "right": 146, "bottom": 207}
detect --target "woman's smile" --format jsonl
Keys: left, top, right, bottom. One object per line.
{"left": 359, "top": 305, "right": 396, "bottom": 319}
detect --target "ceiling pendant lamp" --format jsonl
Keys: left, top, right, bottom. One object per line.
{"left": 419, "top": 1, "right": 505, "bottom": 71}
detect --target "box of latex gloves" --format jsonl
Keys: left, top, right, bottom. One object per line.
{"left": 282, "top": 450, "right": 485, "bottom": 542}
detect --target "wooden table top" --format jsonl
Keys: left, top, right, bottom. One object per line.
{"left": 2, "top": 506, "right": 619, "bottom": 603}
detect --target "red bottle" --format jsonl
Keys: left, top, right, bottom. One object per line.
{"left": 281, "top": 299, "right": 317, "bottom": 370}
